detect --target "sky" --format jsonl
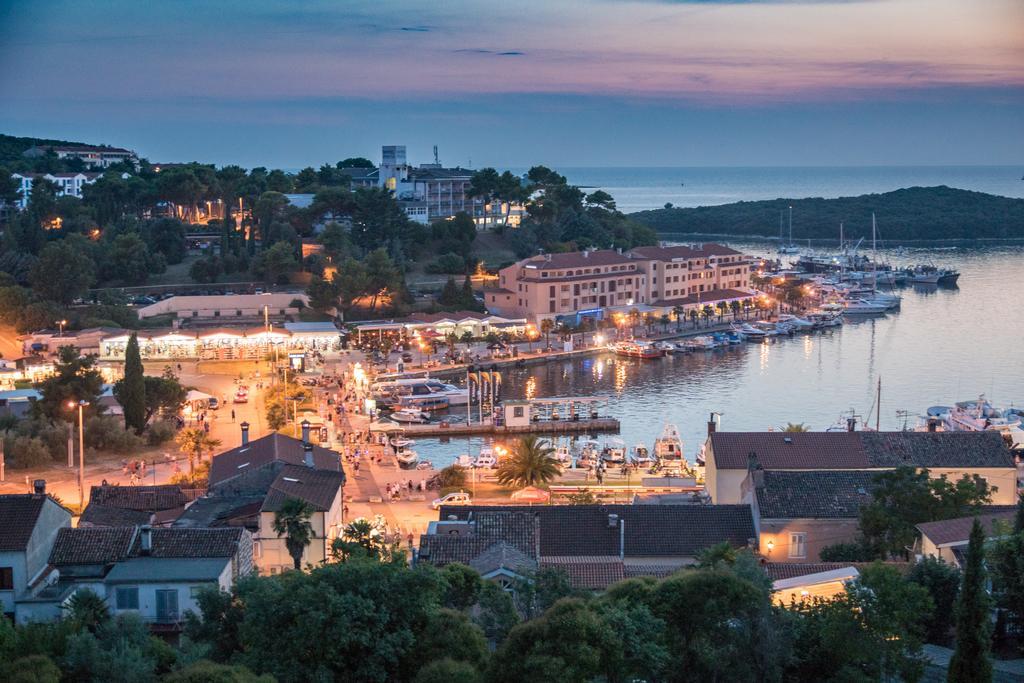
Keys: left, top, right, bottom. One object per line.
{"left": 0, "top": 0, "right": 1022, "bottom": 169}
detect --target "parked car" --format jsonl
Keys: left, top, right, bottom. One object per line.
{"left": 207, "top": 397, "right": 219, "bottom": 410}
{"left": 401, "top": 352, "right": 413, "bottom": 363}
{"left": 431, "top": 491, "right": 472, "bottom": 509}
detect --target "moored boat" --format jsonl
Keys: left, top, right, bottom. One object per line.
{"left": 613, "top": 340, "right": 665, "bottom": 359}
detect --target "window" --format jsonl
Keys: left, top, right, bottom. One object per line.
{"left": 0, "top": 567, "right": 13, "bottom": 590}
{"left": 116, "top": 586, "right": 139, "bottom": 610}
{"left": 156, "top": 589, "right": 179, "bottom": 622}
{"left": 789, "top": 533, "right": 807, "bottom": 558}
{"left": 190, "top": 584, "right": 214, "bottom": 598}
{"left": 513, "top": 406, "right": 524, "bottom": 418}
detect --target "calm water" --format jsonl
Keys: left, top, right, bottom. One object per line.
{"left": 413, "top": 243, "right": 1024, "bottom": 467}
{"left": 545, "top": 166, "right": 1024, "bottom": 213}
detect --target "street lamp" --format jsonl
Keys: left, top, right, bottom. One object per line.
{"left": 66, "top": 400, "right": 87, "bottom": 509}
{"left": 57, "top": 319, "right": 67, "bottom": 337}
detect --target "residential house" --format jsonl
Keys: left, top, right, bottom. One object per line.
{"left": 0, "top": 483, "right": 72, "bottom": 621}
{"left": 174, "top": 429, "right": 345, "bottom": 574}
{"left": 704, "top": 431, "right": 1018, "bottom": 505}
{"left": 421, "top": 504, "right": 756, "bottom": 589}
{"left": 79, "top": 485, "right": 193, "bottom": 528}
{"left": 19, "top": 526, "right": 252, "bottom": 630}
{"left": 23, "top": 144, "right": 138, "bottom": 169}
{"left": 744, "top": 469, "right": 877, "bottom": 562}
{"left": 10, "top": 172, "right": 130, "bottom": 210}
{"left": 485, "top": 243, "right": 755, "bottom": 325}
{"left": 916, "top": 506, "right": 1019, "bottom": 567}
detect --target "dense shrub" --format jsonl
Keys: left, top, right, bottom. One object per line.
{"left": 6, "top": 435, "right": 51, "bottom": 468}
{"left": 146, "top": 419, "right": 178, "bottom": 446}
{"left": 83, "top": 415, "right": 145, "bottom": 453}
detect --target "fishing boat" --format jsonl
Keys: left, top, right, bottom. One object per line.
{"left": 601, "top": 437, "right": 627, "bottom": 463}
{"left": 575, "top": 439, "right": 601, "bottom": 468}
{"left": 653, "top": 424, "right": 684, "bottom": 464}
{"left": 631, "top": 444, "right": 654, "bottom": 467}
{"left": 554, "top": 443, "right": 573, "bottom": 465}
{"left": 395, "top": 443, "right": 419, "bottom": 468}
{"left": 613, "top": 340, "right": 665, "bottom": 359}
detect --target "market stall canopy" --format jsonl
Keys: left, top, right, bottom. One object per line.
{"left": 510, "top": 486, "right": 551, "bottom": 503}
{"left": 369, "top": 421, "right": 406, "bottom": 432}
{"left": 185, "top": 389, "right": 215, "bottom": 402}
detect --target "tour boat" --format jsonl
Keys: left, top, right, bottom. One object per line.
{"left": 613, "top": 340, "right": 665, "bottom": 359}
{"left": 397, "top": 395, "right": 450, "bottom": 412}
{"left": 654, "top": 424, "right": 684, "bottom": 463}
{"left": 371, "top": 378, "right": 469, "bottom": 406}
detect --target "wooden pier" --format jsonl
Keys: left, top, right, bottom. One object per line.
{"left": 392, "top": 417, "right": 620, "bottom": 438}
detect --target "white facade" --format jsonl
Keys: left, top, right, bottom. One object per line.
{"left": 11, "top": 172, "right": 129, "bottom": 209}
{"left": 136, "top": 293, "right": 308, "bottom": 320}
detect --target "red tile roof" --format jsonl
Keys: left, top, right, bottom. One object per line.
{"left": 542, "top": 556, "right": 625, "bottom": 590}
{"left": 710, "top": 431, "right": 1013, "bottom": 471}
{"left": 916, "top": 507, "right": 1019, "bottom": 547}
{"left": 0, "top": 495, "right": 63, "bottom": 552}
{"left": 653, "top": 288, "right": 755, "bottom": 308}
{"left": 209, "top": 433, "right": 342, "bottom": 486}
{"left": 522, "top": 250, "right": 636, "bottom": 270}
{"left": 630, "top": 243, "right": 743, "bottom": 260}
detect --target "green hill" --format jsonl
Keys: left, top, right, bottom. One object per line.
{"left": 0, "top": 133, "right": 90, "bottom": 165}
{"left": 630, "top": 186, "right": 1024, "bottom": 241}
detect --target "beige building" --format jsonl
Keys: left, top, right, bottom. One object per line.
{"left": 485, "top": 243, "right": 754, "bottom": 324}
{"left": 916, "top": 506, "right": 1018, "bottom": 567}
{"left": 705, "top": 430, "right": 1018, "bottom": 506}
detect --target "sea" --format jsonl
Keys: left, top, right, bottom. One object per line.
{"left": 405, "top": 165, "right": 1024, "bottom": 468}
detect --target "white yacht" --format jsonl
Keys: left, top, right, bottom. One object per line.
{"left": 395, "top": 443, "right": 419, "bottom": 468}
{"left": 389, "top": 408, "right": 431, "bottom": 424}
{"left": 776, "top": 314, "right": 815, "bottom": 331}
{"left": 371, "top": 378, "right": 469, "bottom": 406}
{"left": 840, "top": 299, "right": 889, "bottom": 315}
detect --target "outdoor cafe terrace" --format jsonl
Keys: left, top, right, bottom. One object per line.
{"left": 98, "top": 322, "right": 344, "bottom": 361}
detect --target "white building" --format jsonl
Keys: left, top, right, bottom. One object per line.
{"left": 11, "top": 172, "right": 130, "bottom": 209}
{"left": 22, "top": 144, "right": 138, "bottom": 170}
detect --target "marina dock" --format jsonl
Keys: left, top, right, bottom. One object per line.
{"left": 391, "top": 416, "right": 620, "bottom": 438}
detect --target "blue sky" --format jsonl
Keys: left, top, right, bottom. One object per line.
{"left": 1, "top": 0, "right": 1021, "bottom": 168}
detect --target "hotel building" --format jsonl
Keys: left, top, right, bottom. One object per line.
{"left": 485, "top": 243, "right": 755, "bottom": 324}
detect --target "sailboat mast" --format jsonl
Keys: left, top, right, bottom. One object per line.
{"left": 876, "top": 376, "right": 881, "bottom": 431}
{"left": 872, "top": 213, "right": 878, "bottom": 294}
{"left": 788, "top": 205, "right": 793, "bottom": 244}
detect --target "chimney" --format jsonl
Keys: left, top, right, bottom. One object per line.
{"left": 583, "top": 250, "right": 589, "bottom": 259}
{"left": 752, "top": 468, "right": 765, "bottom": 489}
{"left": 301, "top": 420, "right": 311, "bottom": 445}
{"left": 240, "top": 421, "right": 250, "bottom": 445}
{"left": 927, "top": 418, "right": 939, "bottom": 433}
{"left": 304, "top": 442, "right": 315, "bottom": 468}
{"left": 846, "top": 417, "right": 857, "bottom": 432}
{"left": 32, "top": 479, "right": 46, "bottom": 496}
{"left": 140, "top": 525, "right": 152, "bottom": 555}
{"left": 707, "top": 412, "right": 717, "bottom": 436}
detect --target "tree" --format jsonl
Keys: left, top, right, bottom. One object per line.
{"left": 272, "top": 497, "right": 315, "bottom": 570}
{"left": 782, "top": 422, "right": 810, "bottom": 432}
{"left": 30, "top": 236, "right": 95, "bottom": 304}
{"left": 540, "top": 318, "right": 554, "bottom": 348}
{"left": 144, "top": 218, "right": 187, "bottom": 264}
{"left": 305, "top": 275, "right": 338, "bottom": 314}
{"left": 441, "top": 563, "right": 483, "bottom": 611}
{"left": 63, "top": 588, "right": 111, "bottom": 634}
{"left": 175, "top": 428, "right": 222, "bottom": 475}
{"left": 35, "top": 346, "right": 104, "bottom": 421}
{"left": 948, "top": 519, "right": 993, "bottom": 682}
{"left": 190, "top": 255, "right": 223, "bottom": 284}
{"left": 163, "top": 661, "right": 275, "bottom": 683}
{"left": 334, "top": 257, "right": 370, "bottom": 319}
{"left": 105, "top": 233, "right": 162, "bottom": 285}
{"left": 907, "top": 556, "right": 961, "bottom": 644}
{"left": 439, "top": 277, "right": 461, "bottom": 307}
{"left": 265, "top": 399, "right": 288, "bottom": 431}
{"left": 138, "top": 371, "right": 187, "bottom": 426}
{"left": 988, "top": 499, "right": 1024, "bottom": 646}
{"left": 414, "top": 659, "right": 480, "bottom": 683}
{"left": 254, "top": 241, "right": 298, "bottom": 285}
{"left": 119, "top": 333, "right": 146, "bottom": 434}
{"left": 495, "top": 435, "right": 560, "bottom": 489}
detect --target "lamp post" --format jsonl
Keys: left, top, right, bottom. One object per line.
{"left": 57, "top": 319, "right": 67, "bottom": 337}
{"left": 67, "top": 400, "right": 87, "bottom": 510}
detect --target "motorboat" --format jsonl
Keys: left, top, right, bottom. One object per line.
{"left": 371, "top": 378, "right": 469, "bottom": 406}
{"left": 653, "top": 424, "right": 684, "bottom": 463}
{"left": 753, "top": 321, "right": 789, "bottom": 336}
{"left": 655, "top": 341, "right": 677, "bottom": 354}
{"left": 553, "top": 444, "right": 573, "bottom": 465}
{"left": 389, "top": 408, "right": 431, "bottom": 424}
{"left": 840, "top": 299, "right": 889, "bottom": 315}
{"left": 397, "top": 395, "right": 450, "bottom": 412}
{"left": 601, "top": 437, "right": 627, "bottom": 463}
{"left": 576, "top": 438, "right": 601, "bottom": 466}
{"left": 631, "top": 444, "right": 654, "bottom": 467}
{"left": 613, "top": 340, "right": 665, "bottom": 359}
{"left": 473, "top": 452, "right": 497, "bottom": 469}
{"left": 685, "top": 335, "right": 719, "bottom": 351}
{"left": 395, "top": 444, "right": 419, "bottom": 468}
{"left": 806, "top": 312, "right": 843, "bottom": 328}
{"left": 947, "top": 396, "right": 1022, "bottom": 433}
{"left": 731, "top": 323, "right": 767, "bottom": 341}
{"left": 390, "top": 436, "right": 416, "bottom": 449}
{"left": 776, "top": 314, "right": 815, "bottom": 331}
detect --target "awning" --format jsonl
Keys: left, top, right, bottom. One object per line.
{"left": 369, "top": 421, "right": 406, "bottom": 432}
{"left": 185, "top": 389, "right": 215, "bottom": 402}
{"left": 510, "top": 486, "right": 551, "bottom": 503}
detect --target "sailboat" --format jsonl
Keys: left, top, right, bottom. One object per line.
{"left": 777, "top": 206, "right": 800, "bottom": 254}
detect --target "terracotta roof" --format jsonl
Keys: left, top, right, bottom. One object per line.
{"left": 916, "top": 507, "right": 1019, "bottom": 547}
{"left": 79, "top": 504, "right": 152, "bottom": 528}
{"left": 653, "top": 288, "right": 755, "bottom": 308}
{"left": 209, "top": 433, "right": 342, "bottom": 486}
{"left": 0, "top": 495, "right": 53, "bottom": 551}
{"left": 521, "top": 250, "right": 636, "bottom": 271}
{"left": 261, "top": 465, "right": 345, "bottom": 512}
{"left": 89, "top": 485, "right": 187, "bottom": 511}
{"left": 709, "top": 431, "right": 1014, "bottom": 471}
{"left": 630, "top": 243, "right": 744, "bottom": 260}
{"left": 50, "top": 527, "right": 137, "bottom": 566}
{"left": 623, "top": 564, "right": 682, "bottom": 579}
{"left": 440, "top": 504, "right": 755, "bottom": 558}
{"left": 755, "top": 470, "right": 878, "bottom": 519}
{"left": 542, "top": 556, "right": 625, "bottom": 589}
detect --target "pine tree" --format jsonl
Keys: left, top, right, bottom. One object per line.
{"left": 948, "top": 518, "right": 992, "bottom": 683}
{"left": 461, "top": 275, "right": 478, "bottom": 310}
{"left": 439, "top": 277, "right": 460, "bottom": 307}
{"left": 121, "top": 332, "right": 147, "bottom": 434}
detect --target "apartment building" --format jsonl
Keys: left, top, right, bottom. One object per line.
{"left": 485, "top": 243, "right": 754, "bottom": 324}
{"left": 23, "top": 144, "right": 138, "bottom": 169}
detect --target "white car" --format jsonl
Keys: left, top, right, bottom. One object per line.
{"left": 472, "top": 455, "right": 497, "bottom": 469}
{"left": 431, "top": 491, "right": 472, "bottom": 509}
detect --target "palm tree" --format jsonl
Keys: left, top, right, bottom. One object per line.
{"left": 659, "top": 314, "right": 671, "bottom": 333}
{"left": 273, "top": 497, "right": 315, "bottom": 571}
{"left": 715, "top": 302, "right": 727, "bottom": 322}
{"left": 729, "top": 301, "right": 741, "bottom": 320}
{"left": 496, "top": 435, "right": 560, "bottom": 489}
{"left": 782, "top": 422, "right": 810, "bottom": 432}
{"left": 688, "top": 309, "right": 699, "bottom": 328}
{"left": 672, "top": 305, "right": 685, "bottom": 332}
{"left": 540, "top": 318, "right": 554, "bottom": 348}
{"left": 64, "top": 588, "right": 110, "bottom": 633}
{"left": 701, "top": 305, "right": 714, "bottom": 328}
{"left": 175, "top": 428, "right": 223, "bottom": 475}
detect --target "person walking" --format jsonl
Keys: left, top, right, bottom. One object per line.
{"left": 231, "top": 409, "right": 236, "bottom": 423}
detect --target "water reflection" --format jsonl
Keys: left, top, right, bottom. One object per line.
{"left": 413, "top": 245, "right": 1024, "bottom": 467}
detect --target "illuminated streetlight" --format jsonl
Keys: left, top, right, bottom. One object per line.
{"left": 66, "top": 400, "right": 88, "bottom": 509}
{"left": 57, "top": 319, "right": 67, "bottom": 337}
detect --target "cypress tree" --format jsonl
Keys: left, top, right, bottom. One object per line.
{"left": 439, "top": 277, "right": 460, "bottom": 307}
{"left": 121, "top": 332, "right": 147, "bottom": 434}
{"left": 947, "top": 518, "right": 992, "bottom": 683}
{"left": 461, "top": 275, "right": 477, "bottom": 310}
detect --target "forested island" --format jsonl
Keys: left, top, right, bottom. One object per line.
{"left": 631, "top": 186, "right": 1024, "bottom": 241}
